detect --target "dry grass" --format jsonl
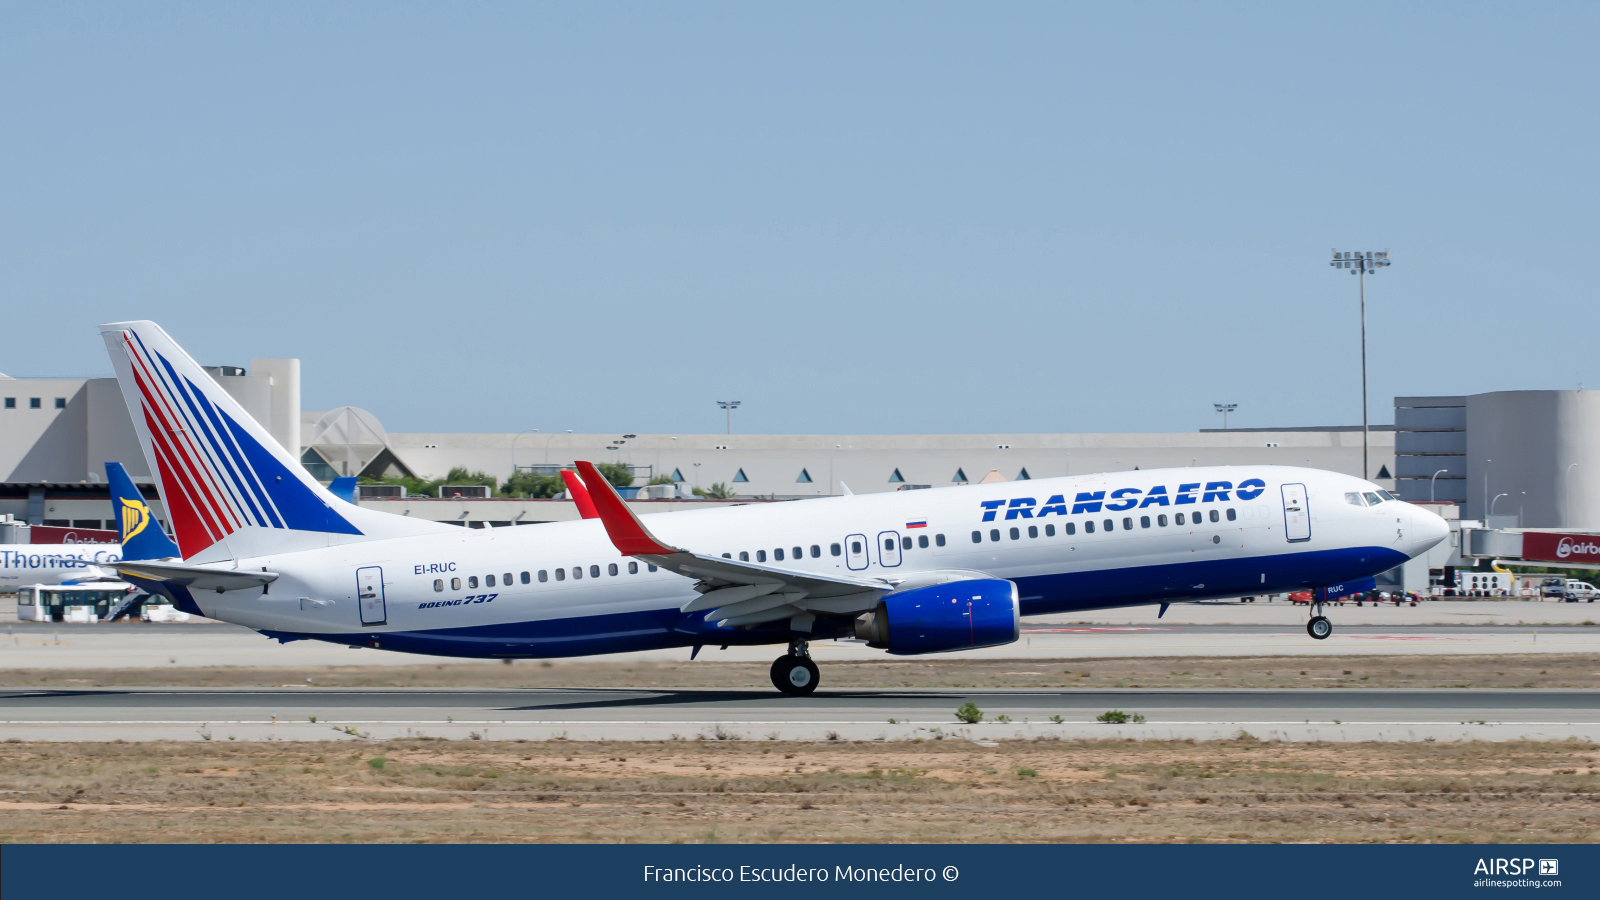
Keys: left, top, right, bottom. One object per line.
{"left": 2, "top": 738, "right": 1598, "bottom": 843}
{"left": 7, "top": 653, "right": 1600, "bottom": 690}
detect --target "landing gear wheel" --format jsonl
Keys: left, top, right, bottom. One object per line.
{"left": 1307, "top": 616, "right": 1333, "bottom": 640}
{"left": 770, "top": 655, "right": 820, "bottom": 695}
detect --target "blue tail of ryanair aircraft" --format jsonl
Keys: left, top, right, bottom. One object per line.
{"left": 106, "top": 462, "right": 181, "bottom": 561}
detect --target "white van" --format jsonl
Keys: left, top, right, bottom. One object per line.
{"left": 1564, "top": 580, "right": 1598, "bottom": 602}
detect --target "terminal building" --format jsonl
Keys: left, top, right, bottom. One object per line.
{"left": 3, "top": 358, "right": 1595, "bottom": 537}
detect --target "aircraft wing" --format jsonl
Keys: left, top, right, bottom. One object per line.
{"left": 560, "top": 470, "right": 600, "bottom": 519}
{"left": 574, "top": 461, "right": 888, "bottom": 628}
{"left": 114, "top": 560, "right": 279, "bottom": 593}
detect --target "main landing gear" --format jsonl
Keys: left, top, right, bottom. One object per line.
{"left": 771, "top": 640, "right": 819, "bottom": 696}
{"left": 1306, "top": 597, "right": 1333, "bottom": 640}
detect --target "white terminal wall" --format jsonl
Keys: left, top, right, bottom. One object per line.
{"left": 1466, "top": 390, "right": 1600, "bottom": 528}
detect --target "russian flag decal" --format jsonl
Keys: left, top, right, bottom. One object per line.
{"left": 906, "top": 519, "right": 927, "bottom": 529}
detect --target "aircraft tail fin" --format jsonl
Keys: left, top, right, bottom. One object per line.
{"left": 105, "top": 462, "right": 181, "bottom": 561}
{"left": 99, "top": 321, "right": 452, "bottom": 561}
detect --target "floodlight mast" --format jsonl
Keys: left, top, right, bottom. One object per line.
{"left": 717, "top": 400, "right": 742, "bottom": 435}
{"left": 1329, "top": 249, "right": 1391, "bottom": 481}
{"left": 1213, "top": 403, "right": 1238, "bottom": 430}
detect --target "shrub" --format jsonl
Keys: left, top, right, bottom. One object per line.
{"left": 1096, "top": 710, "right": 1146, "bottom": 724}
{"left": 955, "top": 702, "right": 984, "bottom": 724}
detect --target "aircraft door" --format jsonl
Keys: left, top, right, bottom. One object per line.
{"left": 845, "top": 534, "right": 869, "bottom": 571}
{"left": 877, "top": 531, "right": 902, "bottom": 567}
{"left": 357, "top": 566, "right": 387, "bottom": 625}
{"left": 1281, "top": 484, "right": 1311, "bottom": 543}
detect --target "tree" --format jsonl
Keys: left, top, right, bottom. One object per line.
{"left": 698, "top": 481, "right": 737, "bottom": 500}
{"left": 646, "top": 473, "right": 677, "bottom": 486}
{"left": 594, "top": 461, "right": 635, "bottom": 488}
{"left": 501, "top": 470, "right": 566, "bottom": 499}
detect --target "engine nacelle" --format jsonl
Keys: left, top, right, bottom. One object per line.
{"left": 854, "top": 578, "right": 1019, "bottom": 655}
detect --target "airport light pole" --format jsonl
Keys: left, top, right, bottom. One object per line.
{"left": 717, "top": 400, "right": 741, "bottom": 435}
{"left": 544, "top": 429, "right": 573, "bottom": 465}
{"left": 1213, "top": 403, "right": 1238, "bottom": 429}
{"left": 1430, "top": 468, "right": 1448, "bottom": 502}
{"left": 1329, "top": 249, "right": 1391, "bottom": 480}
{"left": 1490, "top": 492, "right": 1509, "bottom": 523}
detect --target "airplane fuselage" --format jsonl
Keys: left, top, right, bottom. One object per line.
{"left": 165, "top": 465, "right": 1446, "bottom": 659}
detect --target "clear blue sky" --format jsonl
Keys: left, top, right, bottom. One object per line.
{"left": 3, "top": 3, "right": 1595, "bottom": 435}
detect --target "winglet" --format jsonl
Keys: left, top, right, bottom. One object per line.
{"left": 574, "top": 461, "right": 680, "bottom": 555}
{"left": 560, "top": 470, "right": 600, "bottom": 520}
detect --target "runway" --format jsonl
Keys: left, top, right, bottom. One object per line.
{"left": 3, "top": 686, "right": 1597, "bottom": 743}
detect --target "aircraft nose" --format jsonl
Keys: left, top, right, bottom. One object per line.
{"left": 1406, "top": 504, "right": 1451, "bottom": 556}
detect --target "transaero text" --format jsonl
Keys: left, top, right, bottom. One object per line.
{"left": 643, "top": 864, "right": 951, "bottom": 883}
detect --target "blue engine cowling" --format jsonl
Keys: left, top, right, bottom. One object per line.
{"left": 854, "top": 578, "right": 1020, "bottom": 655}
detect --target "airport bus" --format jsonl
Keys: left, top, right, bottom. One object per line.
{"left": 11, "top": 583, "right": 184, "bottom": 622}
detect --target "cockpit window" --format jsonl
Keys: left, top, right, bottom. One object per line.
{"left": 1362, "top": 492, "right": 1383, "bottom": 506}
{"left": 1378, "top": 490, "right": 1396, "bottom": 501}
{"left": 1345, "top": 492, "right": 1365, "bottom": 506}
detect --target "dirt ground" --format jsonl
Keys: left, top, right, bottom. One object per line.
{"left": 7, "top": 652, "right": 1600, "bottom": 690}
{"left": 1, "top": 738, "right": 1596, "bottom": 843}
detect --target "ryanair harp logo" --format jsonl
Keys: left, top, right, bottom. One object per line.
{"left": 119, "top": 497, "right": 152, "bottom": 542}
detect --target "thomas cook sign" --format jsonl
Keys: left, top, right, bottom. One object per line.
{"left": 1523, "top": 532, "right": 1600, "bottom": 564}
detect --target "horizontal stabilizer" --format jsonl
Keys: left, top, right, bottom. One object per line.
{"left": 115, "top": 561, "right": 279, "bottom": 593}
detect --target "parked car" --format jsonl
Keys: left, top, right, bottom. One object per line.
{"left": 1540, "top": 576, "right": 1568, "bottom": 600}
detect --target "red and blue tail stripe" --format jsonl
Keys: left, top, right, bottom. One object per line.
{"left": 118, "top": 330, "right": 358, "bottom": 558}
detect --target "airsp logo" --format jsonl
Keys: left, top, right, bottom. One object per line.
{"left": 1540, "top": 859, "right": 1559, "bottom": 876}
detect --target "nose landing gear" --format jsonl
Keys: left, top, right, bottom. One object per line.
{"left": 1306, "top": 597, "right": 1333, "bottom": 640}
{"left": 771, "top": 640, "right": 819, "bottom": 695}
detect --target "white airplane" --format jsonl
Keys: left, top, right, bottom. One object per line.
{"left": 101, "top": 320, "right": 1450, "bottom": 694}
{"left": 0, "top": 545, "right": 122, "bottom": 589}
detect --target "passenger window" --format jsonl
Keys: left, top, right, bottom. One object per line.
{"left": 850, "top": 541, "right": 861, "bottom": 554}
{"left": 1009, "top": 527, "right": 1020, "bottom": 540}
{"left": 972, "top": 531, "right": 982, "bottom": 543}
{"left": 503, "top": 573, "right": 512, "bottom": 585}
{"left": 520, "top": 571, "right": 530, "bottom": 584}
{"left": 468, "top": 576, "right": 479, "bottom": 589}
{"left": 573, "top": 567, "right": 583, "bottom": 580}
{"left": 451, "top": 577, "right": 462, "bottom": 590}
{"left": 1027, "top": 525, "right": 1038, "bottom": 538}
{"left": 1209, "top": 510, "right": 1219, "bottom": 523}
{"left": 884, "top": 539, "right": 894, "bottom": 551}
{"left": 555, "top": 569, "right": 565, "bottom": 582}
{"left": 628, "top": 562, "right": 638, "bottom": 574}
{"left": 935, "top": 534, "right": 945, "bottom": 547}
{"left": 990, "top": 529, "right": 1001, "bottom": 542}
{"left": 608, "top": 563, "right": 618, "bottom": 576}
{"left": 774, "top": 548, "right": 784, "bottom": 561}
{"left": 902, "top": 537, "right": 912, "bottom": 550}
{"left": 1226, "top": 508, "right": 1237, "bottom": 521}
{"left": 1175, "top": 512, "right": 1186, "bottom": 525}
{"left": 538, "top": 570, "right": 548, "bottom": 583}
{"left": 740, "top": 551, "right": 750, "bottom": 561}
{"left": 830, "top": 543, "right": 841, "bottom": 556}
{"left": 722, "top": 553, "right": 732, "bottom": 559}
{"left": 1104, "top": 519, "right": 1114, "bottom": 532}
{"left": 757, "top": 550, "right": 767, "bottom": 562}
{"left": 1064, "top": 522, "right": 1075, "bottom": 535}
{"left": 793, "top": 546, "right": 803, "bottom": 559}
{"left": 1158, "top": 514, "right": 1168, "bottom": 526}
{"left": 1085, "top": 520, "right": 1095, "bottom": 534}
{"left": 1140, "top": 516, "right": 1150, "bottom": 528}
{"left": 433, "top": 579, "right": 444, "bottom": 592}
{"left": 485, "top": 574, "right": 496, "bottom": 587}
{"left": 590, "top": 565, "right": 600, "bottom": 578}
{"left": 1044, "top": 524, "right": 1055, "bottom": 537}
{"left": 647, "top": 564, "right": 658, "bottom": 572}
{"left": 810, "top": 545, "right": 821, "bottom": 558}
{"left": 918, "top": 535, "right": 929, "bottom": 548}
{"left": 1122, "top": 517, "right": 1132, "bottom": 530}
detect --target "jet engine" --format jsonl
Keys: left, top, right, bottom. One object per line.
{"left": 854, "top": 578, "right": 1019, "bottom": 654}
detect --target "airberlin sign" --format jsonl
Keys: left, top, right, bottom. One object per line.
{"left": 1522, "top": 532, "right": 1600, "bottom": 564}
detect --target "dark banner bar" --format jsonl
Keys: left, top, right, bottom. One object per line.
{"left": 3, "top": 844, "right": 1594, "bottom": 900}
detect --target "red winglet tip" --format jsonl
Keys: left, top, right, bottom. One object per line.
{"left": 560, "top": 470, "right": 600, "bottom": 520}
{"left": 574, "top": 461, "right": 677, "bottom": 555}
